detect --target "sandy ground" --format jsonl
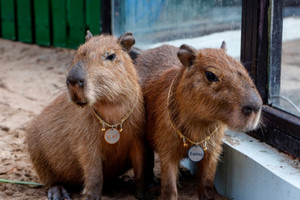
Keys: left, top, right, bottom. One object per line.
{"left": 0, "top": 39, "right": 199, "bottom": 200}
{"left": 0, "top": 39, "right": 72, "bottom": 200}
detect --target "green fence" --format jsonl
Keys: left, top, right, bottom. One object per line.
{"left": 0, "top": 0, "right": 101, "bottom": 48}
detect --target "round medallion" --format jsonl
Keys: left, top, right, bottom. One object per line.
{"left": 188, "top": 145, "right": 204, "bottom": 162}
{"left": 104, "top": 128, "right": 120, "bottom": 144}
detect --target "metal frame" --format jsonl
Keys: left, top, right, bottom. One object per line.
{"left": 241, "top": 0, "right": 269, "bottom": 102}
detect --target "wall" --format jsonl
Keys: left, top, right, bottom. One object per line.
{"left": 0, "top": 0, "right": 101, "bottom": 48}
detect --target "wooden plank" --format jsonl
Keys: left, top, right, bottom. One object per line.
{"left": 0, "top": 0, "right": 16, "bottom": 40}
{"left": 16, "top": 0, "right": 33, "bottom": 43}
{"left": 67, "top": 0, "right": 85, "bottom": 48}
{"left": 86, "top": 0, "right": 101, "bottom": 35}
{"left": 101, "top": 0, "right": 111, "bottom": 34}
{"left": 0, "top": 0, "right": 1, "bottom": 36}
{"left": 34, "top": 0, "right": 50, "bottom": 46}
{"left": 51, "top": 0, "right": 67, "bottom": 47}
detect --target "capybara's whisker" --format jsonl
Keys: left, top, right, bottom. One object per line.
{"left": 50, "top": 86, "right": 67, "bottom": 98}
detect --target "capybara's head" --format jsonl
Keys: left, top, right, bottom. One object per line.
{"left": 66, "top": 31, "right": 137, "bottom": 106}
{"left": 176, "top": 42, "right": 262, "bottom": 132}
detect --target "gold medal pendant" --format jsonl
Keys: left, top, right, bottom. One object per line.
{"left": 104, "top": 128, "right": 120, "bottom": 144}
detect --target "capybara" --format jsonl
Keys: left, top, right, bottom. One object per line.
{"left": 135, "top": 43, "right": 262, "bottom": 199}
{"left": 26, "top": 32, "right": 147, "bottom": 200}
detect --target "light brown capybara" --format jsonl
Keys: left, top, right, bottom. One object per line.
{"left": 135, "top": 43, "right": 262, "bottom": 199}
{"left": 26, "top": 32, "right": 147, "bottom": 200}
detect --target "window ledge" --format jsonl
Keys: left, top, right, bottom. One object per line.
{"left": 215, "top": 131, "right": 300, "bottom": 200}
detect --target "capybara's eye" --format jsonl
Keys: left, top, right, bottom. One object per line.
{"left": 205, "top": 71, "right": 219, "bottom": 82}
{"left": 106, "top": 53, "right": 116, "bottom": 61}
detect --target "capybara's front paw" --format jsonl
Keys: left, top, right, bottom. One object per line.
{"left": 47, "top": 186, "right": 71, "bottom": 200}
{"left": 135, "top": 190, "right": 144, "bottom": 200}
{"left": 84, "top": 191, "right": 101, "bottom": 200}
{"left": 201, "top": 186, "right": 229, "bottom": 200}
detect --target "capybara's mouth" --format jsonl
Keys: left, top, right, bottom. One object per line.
{"left": 71, "top": 95, "right": 89, "bottom": 107}
{"left": 69, "top": 92, "right": 89, "bottom": 107}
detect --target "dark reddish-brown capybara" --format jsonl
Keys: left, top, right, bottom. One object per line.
{"left": 26, "top": 32, "right": 147, "bottom": 200}
{"left": 135, "top": 43, "right": 262, "bottom": 200}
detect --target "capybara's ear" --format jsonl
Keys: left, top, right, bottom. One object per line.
{"left": 178, "top": 44, "right": 197, "bottom": 67}
{"left": 85, "top": 30, "right": 93, "bottom": 42}
{"left": 118, "top": 32, "right": 135, "bottom": 52}
{"left": 220, "top": 41, "right": 227, "bottom": 51}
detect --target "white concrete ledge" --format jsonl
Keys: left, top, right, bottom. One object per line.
{"left": 215, "top": 131, "right": 300, "bottom": 200}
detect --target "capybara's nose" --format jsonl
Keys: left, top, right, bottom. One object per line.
{"left": 242, "top": 104, "right": 259, "bottom": 116}
{"left": 66, "top": 62, "right": 85, "bottom": 88}
{"left": 242, "top": 91, "right": 262, "bottom": 116}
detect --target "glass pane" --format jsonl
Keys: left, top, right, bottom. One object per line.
{"left": 269, "top": 3, "right": 300, "bottom": 117}
{"left": 112, "top": 0, "right": 242, "bottom": 58}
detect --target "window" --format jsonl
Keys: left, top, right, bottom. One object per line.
{"left": 241, "top": 0, "right": 300, "bottom": 158}
{"left": 109, "top": 0, "right": 300, "bottom": 158}
{"left": 269, "top": 2, "right": 300, "bottom": 117}
{"left": 112, "top": 0, "right": 242, "bottom": 56}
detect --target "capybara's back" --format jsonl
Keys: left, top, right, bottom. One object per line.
{"left": 136, "top": 45, "right": 181, "bottom": 88}
{"left": 135, "top": 43, "right": 262, "bottom": 199}
{"left": 26, "top": 32, "right": 146, "bottom": 200}
{"left": 27, "top": 95, "right": 84, "bottom": 186}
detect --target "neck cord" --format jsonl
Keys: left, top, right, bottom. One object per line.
{"left": 92, "top": 94, "right": 139, "bottom": 132}
{"left": 167, "top": 74, "right": 219, "bottom": 150}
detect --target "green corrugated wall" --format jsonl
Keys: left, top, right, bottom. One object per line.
{"left": 0, "top": 0, "right": 102, "bottom": 48}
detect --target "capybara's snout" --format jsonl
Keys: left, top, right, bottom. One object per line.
{"left": 66, "top": 61, "right": 88, "bottom": 106}
{"left": 241, "top": 89, "right": 262, "bottom": 117}
{"left": 67, "top": 61, "right": 86, "bottom": 88}
{"left": 238, "top": 87, "right": 262, "bottom": 131}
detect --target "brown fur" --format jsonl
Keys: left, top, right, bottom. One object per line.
{"left": 26, "top": 33, "right": 146, "bottom": 199}
{"left": 135, "top": 44, "right": 262, "bottom": 199}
